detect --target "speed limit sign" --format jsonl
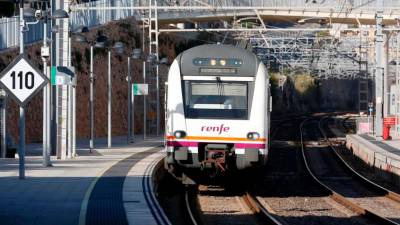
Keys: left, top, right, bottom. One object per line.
{"left": 0, "top": 54, "right": 49, "bottom": 106}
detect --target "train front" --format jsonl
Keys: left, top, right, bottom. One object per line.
{"left": 165, "top": 44, "right": 270, "bottom": 176}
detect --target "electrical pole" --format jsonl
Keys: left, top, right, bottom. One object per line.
{"left": 18, "top": 0, "right": 25, "bottom": 179}
{"left": 90, "top": 45, "right": 94, "bottom": 152}
{"left": 72, "top": 87, "right": 76, "bottom": 156}
{"left": 127, "top": 56, "right": 132, "bottom": 143}
{"left": 142, "top": 22, "right": 146, "bottom": 140}
{"left": 375, "top": 0, "right": 384, "bottom": 138}
{"left": 132, "top": 84, "right": 135, "bottom": 142}
{"left": 108, "top": 50, "right": 112, "bottom": 148}
{"left": 42, "top": 7, "right": 51, "bottom": 166}
{"left": 384, "top": 34, "right": 389, "bottom": 118}
{"left": 1, "top": 91, "right": 6, "bottom": 159}
{"left": 396, "top": 28, "right": 400, "bottom": 137}
{"left": 67, "top": 35, "right": 73, "bottom": 158}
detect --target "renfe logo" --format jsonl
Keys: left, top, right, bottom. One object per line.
{"left": 201, "top": 124, "right": 230, "bottom": 135}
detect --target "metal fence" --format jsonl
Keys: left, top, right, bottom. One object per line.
{"left": 0, "top": 0, "right": 398, "bottom": 51}
{"left": 69, "top": 0, "right": 396, "bottom": 31}
{"left": 0, "top": 17, "right": 48, "bottom": 51}
{"left": 0, "top": 1, "right": 142, "bottom": 51}
{"left": 69, "top": 0, "right": 140, "bottom": 31}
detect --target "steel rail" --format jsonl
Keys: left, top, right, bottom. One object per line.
{"left": 185, "top": 189, "right": 200, "bottom": 225}
{"left": 181, "top": 115, "right": 304, "bottom": 225}
{"left": 242, "top": 192, "right": 283, "bottom": 225}
{"left": 184, "top": 186, "right": 282, "bottom": 225}
{"left": 319, "top": 116, "right": 400, "bottom": 203}
{"left": 300, "top": 118, "right": 399, "bottom": 225}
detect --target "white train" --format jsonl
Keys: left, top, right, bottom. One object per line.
{"left": 165, "top": 44, "right": 271, "bottom": 175}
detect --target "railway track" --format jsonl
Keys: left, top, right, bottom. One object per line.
{"left": 255, "top": 117, "right": 368, "bottom": 225}
{"left": 159, "top": 116, "right": 290, "bottom": 225}
{"left": 184, "top": 185, "right": 281, "bottom": 225}
{"left": 324, "top": 117, "right": 400, "bottom": 193}
{"left": 301, "top": 117, "right": 400, "bottom": 225}
{"left": 320, "top": 117, "right": 400, "bottom": 208}
{"left": 183, "top": 117, "right": 363, "bottom": 225}
{"left": 180, "top": 117, "right": 303, "bottom": 225}
{"left": 162, "top": 115, "right": 400, "bottom": 225}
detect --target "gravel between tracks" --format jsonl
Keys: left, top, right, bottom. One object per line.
{"left": 257, "top": 195, "right": 366, "bottom": 225}
{"left": 253, "top": 119, "right": 371, "bottom": 225}
{"left": 256, "top": 152, "right": 367, "bottom": 225}
{"left": 158, "top": 117, "right": 390, "bottom": 225}
{"left": 197, "top": 185, "right": 259, "bottom": 225}
{"left": 322, "top": 118, "right": 400, "bottom": 223}
{"left": 307, "top": 119, "right": 400, "bottom": 224}
{"left": 327, "top": 118, "right": 400, "bottom": 193}
{"left": 307, "top": 144, "right": 400, "bottom": 224}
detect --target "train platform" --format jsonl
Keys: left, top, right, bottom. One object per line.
{"left": 345, "top": 134, "right": 400, "bottom": 186}
{"left": 0, "top": 135, "right": 169, "bottom": 225}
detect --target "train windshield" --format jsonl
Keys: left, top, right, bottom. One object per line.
{"left": 184, "top": 81, "right": 248, "bottom": 119}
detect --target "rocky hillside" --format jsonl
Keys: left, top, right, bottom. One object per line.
{"left": 0, "top": 18, "right": 184, "bottom": 143}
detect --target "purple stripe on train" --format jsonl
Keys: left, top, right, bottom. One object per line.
{"left": 166, "top": 141, "right": 198, "bottom": 147}
{"left": 234, "top": 143, "right": 265, "bottom": 149}
{"left": 167, "top": 141, "right": 265, "bottom": 149}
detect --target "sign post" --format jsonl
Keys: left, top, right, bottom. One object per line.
{"left": 0, "top": 55, "right": 49, "bottom": 179}
{"left": 127, "top": 59, "right": 132, "bottom": 143}
{"left": 132, "top": 83, "right": 148, "bottom": 141}
{"left": 51, "top": 66, "right": 75, "bottom": 158}
{"left": 368, "top": 102, "right": 373, "bottom": 134}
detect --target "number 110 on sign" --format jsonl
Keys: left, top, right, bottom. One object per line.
{"left": 0, "top": 55, "right": 48, "bottom": 106}
{"left": 11, "top": 71, "right": 34, "bottom": 89}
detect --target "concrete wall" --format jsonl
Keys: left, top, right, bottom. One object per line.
{"left": 346, "top": 134, "right": 400, "bottom": 187}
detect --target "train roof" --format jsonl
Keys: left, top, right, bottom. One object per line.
{"left": 178, "top": 44, "right": 260, "bottom": 77}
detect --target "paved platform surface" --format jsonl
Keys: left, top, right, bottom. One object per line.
{"left": 359, "top": 134, "right": 400, "bottom": 157}
{"left": 0, "top": 135, "right": 164, "bottom": 225}
{"left": 329, "top": 117, "right": 400, "bottom": 161}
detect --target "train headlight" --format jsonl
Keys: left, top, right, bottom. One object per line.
{"left": 247, "top": 132, "right": 260, "bottom": 140}
{"left": 220, "top": 59, "right": 226, "bottom": 66}
{"left": 174, "top": 130, "right": 187, "bottom": 139}
{"left": 210, "top": 59, "right": 217, "bottom": 66}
